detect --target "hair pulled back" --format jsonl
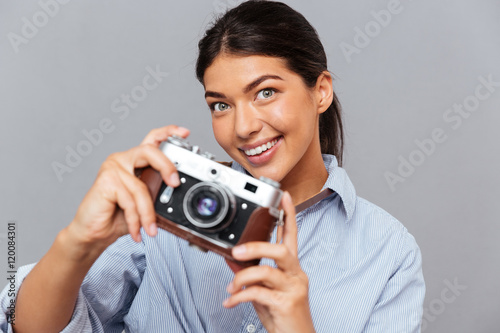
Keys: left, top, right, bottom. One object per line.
{"left": 196, "top": 0, "right": 344, "bottom": 165}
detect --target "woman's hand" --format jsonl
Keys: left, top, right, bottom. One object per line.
{"left": 66, "top": 125, "right": 190, "bottom": 255}
{"left": 223, "top": 192, "right": 315, "bottom": 333}
{"left": 13, "top": 125, "right": 190, "bottom": 333}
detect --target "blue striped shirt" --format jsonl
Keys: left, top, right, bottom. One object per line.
{"left": 0, "top": 154, "right": 425, "bottom": 332}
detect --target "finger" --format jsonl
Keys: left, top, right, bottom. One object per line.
{"left": 108, "top": 177, "right": 142, "bottom": 242}
{"left": 141, "top": 125, "right": 190, "bottom": 146}
{"left": 114, "top": 145, "right": 180, "bottom": 188}
{"left": 115, "top": 164, "right": 158, "bottom": 237}
{"left": 232, "top": 242, "right": 299, "bottom": 272}
{"left": 227, "top": 265, "right": 286, "bottom": 293}
{"left": 223, "top": 285, "right": 277, "bottom": 309}
{"left": 281, "top": 191, "right": 298, "bottom": 257}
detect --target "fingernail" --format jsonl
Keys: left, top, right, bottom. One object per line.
{"left": 178, "top": 126, "right": 189, "bottom": 133}
{"left": 169, "top": 173, "right": 180, "bottom": 186}
{"left": 149, "top": 223, "right": 157, "bottom": 236}
{"left": 232, "top": 245, "right": 246, "bottom": 257}
{"left": 284, "top": 191, "right": 292, "bottom": 205}
{"left": 222, "top": 298, "right": 229, "bottom": 307}
{"left": 226, "top": 282, "right": 233, "bottom": 293}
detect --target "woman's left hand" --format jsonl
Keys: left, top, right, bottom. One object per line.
{"left": 223, "top": 192, "right": 315, "bottom": 333}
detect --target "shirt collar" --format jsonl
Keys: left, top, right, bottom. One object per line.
{"left": 320, "top": 154, "right": 356, "bottom": 222}
{"left": 230, "top": 154, "right": 356, "bottom": 223}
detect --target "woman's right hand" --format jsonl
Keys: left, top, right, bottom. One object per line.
{"left": 13, "top": 125, "right": 190, "bottom": 333}
{"left": 66, "top": 125, "right": 190, "bottom": 254}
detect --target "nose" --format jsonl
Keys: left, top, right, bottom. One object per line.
{"left": 234, "top": 104, "right": 263, "bottom": 139}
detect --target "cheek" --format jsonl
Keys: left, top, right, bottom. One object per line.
{"left": 269, "top": 95, "right": 315, "bottom": 131}
{"left": 264, "top": 97, "right": 296, "bottom": 130}
{"left": 266, "top": 108, "right": 287, "bottom": 131}
{"left": 212, "top": 119, "right": 231, "bottom": 149}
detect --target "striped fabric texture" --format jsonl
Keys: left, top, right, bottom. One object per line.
{"left": 0, "top": 155, "right": 425, "bottom": 332}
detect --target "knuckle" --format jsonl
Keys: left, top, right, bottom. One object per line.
{"left": 272, "top": 292, "right": 286, "bottom": 308}
{"left": 141, "top": 143, "right": 156, "bottom": 152}
{"left": 276, "top": 245, "right": 288, "bottom": 260}
{"left": 133, "top": 177, "right": 150, "bottom": 193}
{"left": 262, "top": 265, "right": 274, "bottom": 276}
{"left": 124, "top": 208, "right": 138, "bottom": 221}
{"left": 100, "top": 158, "right": 117, "bottom": 171}
{"left": 100, "top": 155, "right": 126, "bottom": 174}
{"left": 126, "top": 198, "right": 138, "bottom": 210}
{"left": 125, "top": 211, "right": 140, "bottom": 227}
{"left": 251, "top": 286, "right": 266, "bottom": 298}
{"left": 147, "top": 127, "right": 161, "bottom": 137}
{"left": 107, "top": 152, "right": 123, "bottom": 163}
{"left": 135, "top": 144, "right": 153, "bottom": 158}
{"left": 95, "top": 168, "right": 118, "bottom": 187}
{"left": 292, "top": 275, "right": 309, "bottom": 297}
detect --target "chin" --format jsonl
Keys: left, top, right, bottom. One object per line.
{"left": 246, "top": 165, "right": 286, "bottom": 183}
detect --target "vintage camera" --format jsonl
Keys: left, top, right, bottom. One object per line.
{"left": 139, "top": 136, "right": 283, "bottom": 270}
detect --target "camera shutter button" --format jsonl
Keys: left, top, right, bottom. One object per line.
{"left": 202, "top": 152, "right": 216, "bottom": 160}
{"left": 192, "top": 145, "right": 200, "bottom": 154}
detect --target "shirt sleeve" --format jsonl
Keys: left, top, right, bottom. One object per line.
{"left": 0, "top": 263, "right": 35, "bottom": 332}
{"left": 362, "top": 229, "right": 426, "bottom": 333}
{"left": 0, "top": 234, "right": 146, "bottom": 333}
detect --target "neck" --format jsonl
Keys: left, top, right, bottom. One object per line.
{"left": 280, "top": 146, "right": 328, "bottom": 206}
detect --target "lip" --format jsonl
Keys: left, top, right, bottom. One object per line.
{"left": 240, "top": 136, "right": 283, "bottom": 166}
{"left": 239, "top": 136, "right": 282, "bottom": 151}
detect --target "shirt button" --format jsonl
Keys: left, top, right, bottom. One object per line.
{"left": 246, "top": 324, "right": 256, "bottom": 333}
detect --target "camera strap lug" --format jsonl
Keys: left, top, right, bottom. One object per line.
{"left": 276, "top": 209, "right": 285, "bottom": 227}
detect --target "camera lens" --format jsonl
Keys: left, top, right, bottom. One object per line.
{"left": 193, "top": 192, "right": 220, "bottom": 217}
{"left": 183, "top": 182, "right": 235, "bottom": 230}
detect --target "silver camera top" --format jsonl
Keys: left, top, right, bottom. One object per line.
{"left": 167, "top": 135, "right": 216, "bottom": 161}
{"left": 160, "top": 136, "right": 283, "bottom": 216}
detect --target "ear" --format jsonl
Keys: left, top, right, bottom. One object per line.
{"left": 314, "top": 71, "right": 334, "bottom": 115}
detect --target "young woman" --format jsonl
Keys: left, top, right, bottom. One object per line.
{"left": 1, "top": 1, "right": 425, "bottom": 332}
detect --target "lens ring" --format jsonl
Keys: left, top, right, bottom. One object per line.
{"left": 183, "top": 182, "right": 233, "bottom": 229}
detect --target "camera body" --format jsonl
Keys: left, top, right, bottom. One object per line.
{"left": 139, "top": 136, "right": 283, "bottom": 269}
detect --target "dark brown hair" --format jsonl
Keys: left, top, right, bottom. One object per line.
{"left": 196, "top": 0, "right": 344, "bottom": 165}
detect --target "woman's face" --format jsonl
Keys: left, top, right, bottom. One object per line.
{"left": 203, "top": 54, "right": 328, "bottom": 185}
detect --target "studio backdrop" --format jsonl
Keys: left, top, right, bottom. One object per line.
{"left": 1, "top": 1, "right": 499, "bottom": 332}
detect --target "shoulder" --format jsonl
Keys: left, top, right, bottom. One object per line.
{"left": 353, "top": 196, "right": 406, "bottom": 235}
{"left": 350, "top": 195, "right": 420, "bottom": 268}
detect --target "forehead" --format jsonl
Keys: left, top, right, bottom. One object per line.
{"left": 203, "top": 54, "right": 296, "bottom": 89}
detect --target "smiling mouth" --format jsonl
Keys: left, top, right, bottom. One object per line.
{"left": 244, "top": 137, "right": 280, "bottom": 156}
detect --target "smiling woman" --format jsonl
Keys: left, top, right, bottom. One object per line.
{"left": 1, "top": 1, "right": 424, "bottom": 332}
{"left": 204, "top": 55, "right": 330, "bottom": 204}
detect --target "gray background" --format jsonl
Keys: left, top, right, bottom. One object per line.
{"left": 1, "top": 0, "right": 499, "bottom": 332}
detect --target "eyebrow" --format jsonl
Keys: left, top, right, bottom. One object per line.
{"left": 204, "top": 74, "right": 283, "bottom": 99}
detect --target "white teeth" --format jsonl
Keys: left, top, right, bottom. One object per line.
{"left": 244, "top": 139, "right": 279, "bottom": 156}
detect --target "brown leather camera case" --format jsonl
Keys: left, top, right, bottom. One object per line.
{"left": 139, "top": 167, "right": 277, "bottom": 273}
